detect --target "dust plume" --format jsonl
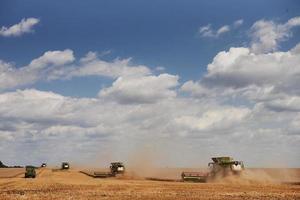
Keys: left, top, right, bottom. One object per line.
{"left": 126, "top": 143, "right": 164, "bottom": 178}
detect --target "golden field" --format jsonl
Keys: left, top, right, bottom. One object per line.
{"left": 0, "top": 168, "right": 299, "bottom": 200}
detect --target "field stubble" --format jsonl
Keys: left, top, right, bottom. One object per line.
{"left": 0, "top": 168, "right": 299, "bottom": 200}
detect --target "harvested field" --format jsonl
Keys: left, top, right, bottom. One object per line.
{"left": 0, "top": 168, "right": 25, "bottom": 178}
{"left": 0, "top": 168, "right": 299, "bottom": 199}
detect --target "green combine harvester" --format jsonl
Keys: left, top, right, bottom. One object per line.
{"left": 25, "top": 166, "right": 36, "bottom": 178}
{"left": 181, "top": 156, "right": 244, "bottom": 182}
{"left": 93, "top": 162, "right": 125, "bottom": 178}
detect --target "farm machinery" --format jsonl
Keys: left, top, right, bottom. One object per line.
{"left": 93, "top": 162, "right": 125, "bottom": 178}
{"left": 61, "top": 162, "right": 70, "bottom": 170}
{"left": 181, "top": 157, "right": 244, "bottom": 182}
{"left": 41, "top": 163, "right": 47, "bottom": 168}
{"left": 25, "top": 166, "right": 36, "bottom": 178}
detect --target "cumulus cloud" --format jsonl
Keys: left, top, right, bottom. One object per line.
{"left": 66, "top": 53, "right": 151, "bottom": 80}
{"left": 1, "top": 16, "right": 300, "bottom": 167}
{"left": 250, "top": 16, "right": 300, "bottom": 53}
{"left": 181, "top": 80, "right": 214, "bottom": 98}
{"left": 174, "top": 107, "right": 250, "bottom": 132}
{"left": 0, "top": 88, "right": 258, "bottom": 165}
{"left": 29, "top": 49, "right": 75, "bottom": 69}
{"left": 203, "top": 45, "right": 300, "bottom": 91}
{"left": 0, "top": 50, "right": 151, "bottom": 91}
{"left": 99, "top": 74, "right": 179, "bottom": 104}
{"left": 182, "top": 42, "right": 300, "bottom": 112}
{"left": 178, "top": 19, "right": 300, "bottom": 166}
{"left": 0, "top": 49, "right": 75, "bottom": 90}
{"left": 1, "top": 85, "right": 298, "bottom": 166}
{"left": 216, "top": 25, "right": 230, "bottom": 35}
{"left": 264, "top": 96, "right": 300, "bottom": 112}
{"left": 0, "top": 18, "right": 40, "bottom": 37}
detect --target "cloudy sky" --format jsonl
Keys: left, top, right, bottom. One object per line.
{"left": 0, "top": 0, "right": 300, "bottom": 167}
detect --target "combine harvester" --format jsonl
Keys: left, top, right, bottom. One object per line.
{"left": 52, "top": 162, "right": 71, "bottom": 172}
{"left": 25, "top": 166, "right": 36, "bottom": 178}
{"left": 61, "top": 162, "right": 70, "bottom": 170}
{"left": 81, "top": 162, "right": 125, "bottom": 178}
{"left": 181, "top": 156, "right": 244, "bottom": 182}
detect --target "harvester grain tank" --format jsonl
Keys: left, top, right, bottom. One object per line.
{"left": 25, "top": 166, "right": 36, "bottom": 178}
{"left": 181, "top": 156, "right": 244, "bottom": 182}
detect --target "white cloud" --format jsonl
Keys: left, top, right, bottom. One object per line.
{"left": 1, "top": 16, "right": 300, "bottom": 167}
{"left": 182, "top": 17, "right": 300, "bottom": 164}
{"left": 79, "top": 51, "right": 98, "bottom": 63}
{"left": 204, "top": 45, "right": 300, "bottom": 90}
{"left": 1, "top": 86, "right": 298, "bottom": 166}
{"left": 286, "top": 17, "right": 300, "bottom": 27}
{"left": 199, "top": 24, "right": 230, "bottom": 38}
{"left": 0, "top": 49, "right": 75, "bottom": 90}
{"left": 216, "top": 25, "right": 230, "bottom": 35}
{"left": 181, "top": 80, "right": 213, "bottom": 98}
{"left": 234, "top": 19, "right": 244, "bottom": 27}
{"left": 0, "top": 18, "right": 40, "bottom": 37}
{"left": 198, "top": 19, "right": 243, "bottom": 38}
{"left": 66, "top": 55, "right": 151, "bottom": 80}
{"left": 264, "top": 96, "right": 300, "bottom": 112}
{"left": 181, "top": 40, "right": 300, "bottom": 122}
{"left": 174, "top": 107, "right": 250, "bottom": 131}
{"left": 250, "top": 16, "right": 300, "bottom": 53}
{"left": 198, "top": 24, "right": 214, "bottom": 37}
{"left": 99, "top": 74, "right": 179, "bottom": 104}
{"left": 0, "top": 50, "right": 151, "bottom": 90}
{"left": 29, "top": 49, "right": 75, "bottom": 69}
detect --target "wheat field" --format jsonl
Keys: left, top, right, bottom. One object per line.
{"left": 0, "top": 168, "right": 299, "bottom": 200}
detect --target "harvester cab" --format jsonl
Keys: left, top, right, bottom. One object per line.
{"left": 110, "top": 162, "right": 125, "bottom": 175}
{"left": 25, "top": 166, "right": 36, "bottom": 178}
{"left": 208, "top": 157, "right": 244, "bottom": 177}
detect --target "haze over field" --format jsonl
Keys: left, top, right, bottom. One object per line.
{"left": 0, "top": 0, "right": 300, "bottom": 168}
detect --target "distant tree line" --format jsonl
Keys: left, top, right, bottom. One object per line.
{"left": 0, "top": 161, "right": 23, "bottom": 168}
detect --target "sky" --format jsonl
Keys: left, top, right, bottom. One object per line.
{"left": 0, "top": 0, "right": 300, "bottom": 167}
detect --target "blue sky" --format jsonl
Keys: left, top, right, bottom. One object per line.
{"left": 0, "top": 0, "right": 300, "bottom": 167}
{"left": 1, "top": 0, "right": 300, "bottom": 97}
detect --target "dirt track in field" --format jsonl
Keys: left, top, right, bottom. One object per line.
{"left": 0, "top": 168, "right": 299, "bottom": 200}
